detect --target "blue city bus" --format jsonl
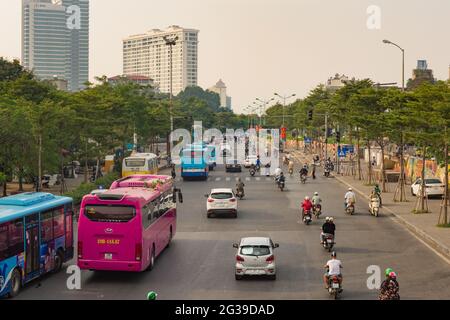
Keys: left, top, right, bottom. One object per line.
{"left": 180, "top": 143, "right": 209, "bottom": 180}
{"left": 0, "top": 192, "right": 74, "bottom": 298}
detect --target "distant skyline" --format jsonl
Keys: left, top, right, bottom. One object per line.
{"left": 1, "top": 0, "right": 449, "bottom": 113}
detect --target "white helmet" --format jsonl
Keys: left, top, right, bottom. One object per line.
{"left": 329, "top": 217, "right": 334, "bottom": 222}
{"left": 314, "top": 192, "right": 319, "bottom": 195}
{"left": 348, "top": 187, "right": 353, "bottom": 191}
{"left": 325, "top": 216, "right": 330, "bottom": 222}
{"left": 305, "top": 196, "right": 310, "bottom": 200}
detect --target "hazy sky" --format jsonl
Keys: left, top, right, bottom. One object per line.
{"left": 1, "top": 0, "right": 449, "bottom": 113}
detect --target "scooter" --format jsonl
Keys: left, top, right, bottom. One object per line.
{"left": 303, "top": 210, "right": 312, "bottom": 225}
{"left": 327, "top": 275, "right": 342, "bottom": 300}
{"left": 313, "top": 204, "right": 322, "bottom": 218}
{"left": 249, "top": 167, "right": 256, "bottom": 176}
{"left": 300, "top": 174, "right": 307, "bottom": 184}
{"left": 369, "top": 198, "right": 380, "bottom": 217}
{"left": 345, "top": 202, "right": 355, "bottom": 215}
{"left": 288, "top": 167, "right": 294, "bottom": 176}
{"left": 236, "top": 189, "right": 244, "bottom": 200}
{"left": 277, "top": 179, "right": 285, "bottom": 191}
{"left": 322, "top": 233, "right": 335, "bottom": 252}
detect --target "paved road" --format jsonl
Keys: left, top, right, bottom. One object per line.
{"left": 16, "top": 163, "right": 450, "bottom": 300}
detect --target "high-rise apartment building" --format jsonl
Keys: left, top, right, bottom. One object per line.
{"left": 123, "top": 26, "right": 198, "bottom": 95}
{"left": 22, "top": 0, "right": 89, "bottom": 92}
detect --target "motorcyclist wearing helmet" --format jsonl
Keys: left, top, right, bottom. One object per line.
{"left": 278, "top": 172, "right": 285, "bottom": 184}
{"left": 299, "top": 165, "right": 308, "bottom": 177}
{"left": 300, "top": 196, "right": 313, "bottom": 220}
{"left": 312, "top": 192, "right": 322, "bottom": 206}
{"left": 344, "top": 187, "right": 356, "bottom": 209}
{"left": 379, "top": 269, "right": 400, "bottom": 300}
{"left": 323, "top": 251, "right": 343, "bottom": 289}
{"left": 236, "top": 178, "right": 245, "bottom": 195}
{"left": 321, "top": 216, "right": 336, "bottom": 244}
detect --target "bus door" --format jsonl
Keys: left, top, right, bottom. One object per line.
{"left": 25, "top": 214, "right": 40, "bottom": 278}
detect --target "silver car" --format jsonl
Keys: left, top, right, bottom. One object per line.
{"left": 233, "top": 237, "right": 279, "bottom": 280}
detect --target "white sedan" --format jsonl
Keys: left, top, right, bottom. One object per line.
{"left": 411, "top": 178, "right": 445, "bottom": 198}
{"left": 233, "top": 237, "right": 279, "bottom": 280}
{"left": 206, "top": 188, "right": 238, "bottom": 218}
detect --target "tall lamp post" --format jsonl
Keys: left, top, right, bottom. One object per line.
{"left": 383, "top": 39, "right": 407, "bottom": 202}
{"left": 274, "top": 93, "right": 296, "bottom": 126}
{"left": 164, "top": 35, "right": 179, "bottom": 157}
{"left": 255, "top": 97, "right": 275, "bottom": 126}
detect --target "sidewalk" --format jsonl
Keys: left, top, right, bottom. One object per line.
{"left": 287, "top": 148, "right": 450, "bottom": 263}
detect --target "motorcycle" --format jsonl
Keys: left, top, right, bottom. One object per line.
{"left": 236, "top": 189, "right": 244, "bottom": 200}
{"left": 303, "top": 210, "right": 312, "bottom": 225}
{"left": 324, "top": 169, "right": 330, "bottom": 177}
{"left": 322, "top": 233, "right": 335, "bottom": 252}
{"left": 300, "top": 174, "right": 307, "bottom": 184}
{"left": 328, "top": 275, "right": 342, "bottom": 300}
{"left": 313, "top": 204, "right": 322, "bottom": 218}
{"left": 345, "top": 202, "right": 355, "bottom": 215}
{"left": 277, "top": 179, "right": 285, "bottom": 191}
{"left": 249, "top": 167, "right": 256, "bottom": 176}
{"left": 288, "top": 167, "right": 294, "bottom": 176}
{"left": 369, "top": 198, "right": 380, "bottom": 217}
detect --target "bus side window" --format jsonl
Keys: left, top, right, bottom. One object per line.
{"left": 8, "top": 219, "right": 24, "bottom": 257}
{"left": 151, "top": 199, "right": 160, "bottom": 219}
{"left": 142, "top": 204, "right": 152, "bottom": 229}
{"left": 0, "top": 223, "right": 8, "bottom": 260}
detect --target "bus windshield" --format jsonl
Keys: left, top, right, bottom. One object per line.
{"left": 84, "top": 205, "right": 136, "bottom": 222}
{"left": 125, "top": 159, "right": 146, "bottom": 167}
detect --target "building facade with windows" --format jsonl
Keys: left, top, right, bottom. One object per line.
{"left": 22, "top": 0, "right": 89, "bottom": 92}
{"left": 123, "top": 25, "right": 198, "bottom": 95}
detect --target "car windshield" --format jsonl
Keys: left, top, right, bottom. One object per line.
{"left": 211, "top": 192, "right": 233, "bottom": 199}
{"left": 425, "top": 179, "right": 442, "bottom": 184}
{"left": 240, "top": 245, "right": 270, "bottom": 256}
{"left": 84, "top": 205, "right": 136, "bottom": 222}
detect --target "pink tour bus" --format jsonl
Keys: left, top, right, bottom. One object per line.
{"left": 77, "top": 175, "right": 182, "bottom": 272}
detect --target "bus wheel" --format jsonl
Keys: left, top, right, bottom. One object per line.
{"left": 53, "top": 250, "right": 64, "bottom": 273}
{"left": 8, "top": 269, "right": 21, "bottom": 298}
{"left": 147, "top": 247, "right": 155, "bottom": 271}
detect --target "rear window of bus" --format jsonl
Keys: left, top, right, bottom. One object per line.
{"left": 125, "top": 159, "right": 145, "bottom": 167}
{"left": 84, "top": 205, "right": 136, "bottom": 223}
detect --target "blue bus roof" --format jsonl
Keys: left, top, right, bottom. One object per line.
{"left": 0, "top": 192, "right": 73, "bottom": 224}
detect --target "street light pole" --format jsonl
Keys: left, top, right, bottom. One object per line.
{"left": 274, "top": 93, "right": 296, "bottom": 126}
{"left": 383, "top": 39, "right": 407, "bottom": 201}
{"left": 255, "top": 97, "right": 275, "bottom": 127}
{"left": 164, "top": 35, "right": 178, "bottom": 158}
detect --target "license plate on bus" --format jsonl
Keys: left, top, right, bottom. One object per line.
{"left": 104, "top": 253, "right": 113, "bottom": 260}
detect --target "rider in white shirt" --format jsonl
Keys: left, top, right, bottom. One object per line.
{"left": 323, "top": 251, "right": 343, "bottom": 288}
{"left": 344, "top": 187, "right": 356, "bottom": 208}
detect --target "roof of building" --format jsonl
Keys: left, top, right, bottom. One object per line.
{"left": 109, "top": 74, "right": 152, "bottom": 81}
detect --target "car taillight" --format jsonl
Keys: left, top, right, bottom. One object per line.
{"left": 266, "top": 255, "right": 275, "bottom": 263}
{"left": 236, "top": 255, "right": 245, "bottom": 262}
{"left": 208, "top": 198, "right": 214, "bottom": 203}
{"left": 135, "top": 243, "right": 142, "bottom": 261}
{"left": 230, "top": 198, "right": 236, "bottom": 202}
{"left": 77, "top": 241, "right": 83, "bottom": 259}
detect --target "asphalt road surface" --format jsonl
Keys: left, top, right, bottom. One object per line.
{"left": 15, "top": 163, "right": 450, "bottom": 300}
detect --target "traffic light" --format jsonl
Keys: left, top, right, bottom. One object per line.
{"left": 308, "top": 110, "right": 313, "bottom": 120}
{"left": 336, "top": 131, "right": 341, "bottom": 143}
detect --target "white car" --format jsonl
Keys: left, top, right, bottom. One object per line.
{"left": 233, "top": 237, "right": 279, "bottom": 280}
{"left": 411, "top": 178, "right": 444, "bottom": 198}
{"left": 244, "top": 155, "right": 258, "bottom": 168}
{"left": 206, "top": 188, "right": 237, "bottom": 218}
